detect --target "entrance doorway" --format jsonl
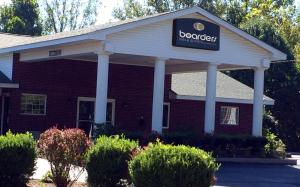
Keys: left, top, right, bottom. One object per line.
{"left": 1, "top": 95, "right": 10, "bottom": 135}
{"left": 76, "top": 97, "right": 115, "bottom": 134}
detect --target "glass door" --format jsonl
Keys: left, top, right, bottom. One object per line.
{"left": 77, "top": 98, "right": 95, "bottom": 135}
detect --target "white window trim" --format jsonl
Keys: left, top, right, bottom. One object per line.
{"left": 220, "top": 106, "right": 240, "bottom": 126}
{"left": 76, "top": 97, "right": 116, "bottom": 127}
{"left": 20, "top": 93, "right": 47, "bottom": 116}
{"left": 163, "top": 102, "right": 170, "bottom": 129}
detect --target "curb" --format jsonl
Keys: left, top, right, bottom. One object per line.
{"left": 216, "top": 158, "right": 299, "bottom": 165}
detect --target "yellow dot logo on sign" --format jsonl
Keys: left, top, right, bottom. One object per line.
{"left": 193, "top": 22, "right": 205, "bottom": 31}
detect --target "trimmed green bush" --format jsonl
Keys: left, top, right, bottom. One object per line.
{"left": 86, "top": 135, "right": 138, "bottom": 187}
{"left": 0, "top": 131, "right": 37, "bottom": 186}
{"left": 129, "top": 142, "right": 219, "bottom": 187}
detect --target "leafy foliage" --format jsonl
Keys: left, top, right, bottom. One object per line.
{"left": 0, "top": 131, "right": 37, "bottom": 186}
{"left": 0, "top": 0, "right": 42, "bottom": 35}
{"left": 38, "top": 127, "right": 91, "bottom": 187}
{"left": 264, "top": 129, "right": 286, "bottom": 158}
{"left": 200, "top": 134, "right": 267, "bottom": 157}
{"left": 86, "top": 135, "right": 138, "bottom": 187}
{"left": 40, "top": 0, "right": 101, "bottom": 33}
{"left": 129, "top": 141, "right": 219, "bottom": 187}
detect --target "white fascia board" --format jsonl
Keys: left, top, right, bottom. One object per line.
{"left": 193, "top": 8, "right": 287, "bottom": 61}
{"left": 0, "top": 83, "right": 19, "bottom": 88}
{"left": 175, "top": 95, "right": 274, "bottom": 105}
{"left": 97, "top": 8, "right": 201, "bottom": 36}
{"left": 0, "top": 34, "right": 105, "bottom": 55}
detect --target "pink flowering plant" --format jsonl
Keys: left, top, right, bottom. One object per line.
{"left": 38, "top": 127, "right": 91, "bottom": 187}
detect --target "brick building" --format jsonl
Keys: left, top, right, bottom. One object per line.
{"left": 0, "top": 7, "right": 286, "bottom": 137}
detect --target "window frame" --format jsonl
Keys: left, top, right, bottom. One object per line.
{"left": 20, "top": 93, "right": 47, "bottom": 116}
{"left": 162, "top": 102, "right": 170, "bottom": 129}
{"left": 220, "top": 106, "right": 239, "bottom": 126}
{"left": 76, "top": 97, "right": 116, "bottom": 128}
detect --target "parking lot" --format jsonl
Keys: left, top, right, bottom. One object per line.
{"left": 216, "top": 163, "right": 300, "bottom": 187}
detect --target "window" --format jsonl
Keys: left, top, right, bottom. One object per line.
{"left": 163, "top": 103, "right": 170, "bottom": 129}
{"left": 106, "top": 100, "right": 115, "bottom": 125}
{"left": 21, "top": 94, "right": 47, "bottom": 115}
{"left": 220, "top": 106, "right": 239, "bottom": 125}
{"left": 76, "top": 97, "right": 115, "bottom": 134}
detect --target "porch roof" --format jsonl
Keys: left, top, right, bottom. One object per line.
{"left": 0, "top": 7, "right": 286, "bottom": 61}
{"left": 171, "top": 72, "right": 274, "bottom": 105}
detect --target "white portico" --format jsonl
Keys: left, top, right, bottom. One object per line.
{"left": 0, "top": 7, "right": 286, "bottom": 136}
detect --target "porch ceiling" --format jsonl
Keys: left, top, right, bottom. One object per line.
{"left": 62, "top": 53, "right": 251, "bottom": 74}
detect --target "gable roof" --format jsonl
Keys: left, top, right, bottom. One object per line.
{"left": 0, "top": 32, "right": 34, "bottom": 49}
{"left": 0, "top": 7, "right": 286, "bottom": 61}
{"left": 171, "top": 71, "right": 274, "bottom": 105}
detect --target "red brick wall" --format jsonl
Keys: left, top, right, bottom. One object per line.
{"left": 215, "top": 102, "right": 253, "bottom": 134}
{"left": 10, "top": 58, "right": 171, "bottom": 133}
{"left": 9, "top": 57, "right": 253, "bottom": 135}
{"left": 167, "top": 100, "right": 253, "bottom": 135}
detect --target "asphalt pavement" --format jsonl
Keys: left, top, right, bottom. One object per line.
{"left": 215, "top": 163, "right": 300, "bottom": 187}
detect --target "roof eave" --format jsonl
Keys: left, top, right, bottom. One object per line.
{"left": 0, "top": 33, "right": 105, "bottom": 55}
{"left": 175, "top": 95, "right": 275, "bottom": 105}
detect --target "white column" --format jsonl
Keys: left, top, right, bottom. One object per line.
{"left": 204, "top": 62, "right": 218, "bottom": 134}
{"left": 94, "top": 52, "right": 110, "bottom": 124}
{"left": 252, "top": 67, "right": 265, "bottom": 136}
{"left": 151, "top": 58, "right": 167, "bottom": 133}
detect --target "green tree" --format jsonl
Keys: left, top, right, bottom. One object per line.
{"left": 113, "top": 0, "right": 150, "bottom": 20}
{"left": 40, "top": 0, "right": 101, "bottom": 33}
{"left": 0, "top": 0, "right": 42, "bottom": 36}
{"left": 221, "top": 0, "right": 300, "bottom": 150}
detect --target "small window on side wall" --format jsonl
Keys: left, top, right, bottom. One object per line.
{"left": 21, "top": 94, "right": 47, "bottom": 115}
{"left": 220, "top": 106, "right": 239, "bottom": 125}
{"left": 163, "top": 103, "right": 170, "bottom": 129}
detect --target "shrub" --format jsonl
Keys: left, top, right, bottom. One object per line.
{"left": 163, "top": 131, "right": 200, "bottom": 146}
{"left": 86, "top": 135, "right": 138, "bottom": 187}
{"left": 199, "top": 134, "right": 267, "bottom": 157}
{"left": 129, "top": 142, "right": 219, "bottom": 187}
{"left": 38, "top": 127, "right": 91, "bottom": 187}
{"left": 0, "top": 131, "right": 37, "bottom": 186}
{"left": 92, "top": 123, "right": 118, "bottom": 139}
{"left": 121, "top": 130, "right": 144, "bottom": 143}
{"left": 264, "top": 130, "right": 286, "bottom": 158}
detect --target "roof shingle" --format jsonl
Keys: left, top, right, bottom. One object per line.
{"left": 171, "top": 71, "right": 273, "bottom": 102}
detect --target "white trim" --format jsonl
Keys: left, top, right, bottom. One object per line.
{"left": 163, "top": 102, "right": 170, "bottom": 129}
{"left": 175, "top": 95, "right": 274, "bottom": 105}
{"left": 20, "top": 93, "right": 47, "bottom": 116}
{"left": 0, "top": 83, "right": 19, "bottom": 88}
{"left": 0, "top": 7, "right": 286, "bottom": 61}
{"left": 76, "top": 97, "right": 116, "bottom": 127}
{"left": 0, "top": 35, "right": 100, "bottom": 55}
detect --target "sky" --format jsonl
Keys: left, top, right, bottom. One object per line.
{"left": 0, "top": 0, "right": 299, "bottom": 24}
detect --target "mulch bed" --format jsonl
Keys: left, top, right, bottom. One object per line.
{"left": 28, "top": 180, "right": 88, "bottom": 187}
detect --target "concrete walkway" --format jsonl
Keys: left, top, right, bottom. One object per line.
{"left": 32, "top": 158, "right": 87, "bottom": 183}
